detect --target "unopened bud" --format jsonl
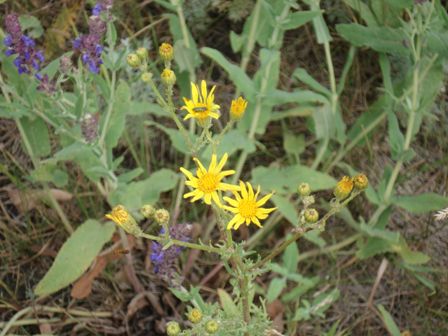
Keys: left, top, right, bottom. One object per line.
{"left": 304, "top": 208, "right": 319, "bottom": 223}
{"left": 333, "top": 176, "right": 353, "bottom": 200}
{"left": 161, "top": 68, "right": 176, "bottom": 86}
{"left": 159, "top": 42, "right": 174, "bottom": 62}
{"left": 141, "top": 72, "right": 153, "bottom": 82}
{"left": 154, "top": 209, "right": 170, "bottom": 225}
{"left": 205, "top": 320, "right": 219, "bottom": 334}
{"left": 166, "top": 321, "right": 181, "bottom": 336}
{"left": 136, "top": 47, "right": 148, "bottom": 61}
{"left": 187, "top": 308, "right": 202, "bottom": 324}
{"left": 140, "top": 204, "right": 156, "bottom": 219}
{"left": 105, "top": 205, "right": 142, "bottom": 236}
{"left": 353, "top": 174, "right": 368, "bottom": 190}
{"left": 127, "top": 53, "right": 140, "bottom": 68}
{"left": 298, "top": 183, "right": 311, "bottom": 197}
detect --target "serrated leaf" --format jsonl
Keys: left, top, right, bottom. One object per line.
{"left": 35, "top": 219, "right": 115, "bottom": 296}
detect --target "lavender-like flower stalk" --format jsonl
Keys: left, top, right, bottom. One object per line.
{"left": 72, "top": 0, "right": 113, "bottom": 74}
{"left": 3, "top": 14, "right": 44, "bottom": 75}
{"left": 150, "top": 224, "right": 192, "bottom": 279}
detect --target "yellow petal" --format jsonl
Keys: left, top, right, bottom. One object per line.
{"left": 256, "top": 193, "right": 273, "bottom": 207}
{"left": 191, "top": 82, "right": 199, "bottom": 103}
{"left": 209, "top": 154, "right": 217, "bottom": 171}
{"left": 223, "top": 196, "right": 239, "bottom": 207}
{"left": 227, "top": 215, "right": 240, "bottom": 230}
{"left": 218, "top": 170, "right": 235, "bottom": 179}
{"left": 218, "top": 182, "right": 240, "bottom": 191}
{"left": 180, "top": 167, "right": 195, "bottom": 180}
{"left": 251, "top": 217, "right": 262, "bottom": 227}
{"left": 200, "top": 80, "right": 207, "bottom": 102}
{"left": 247, "top": 182, "right": 254, "bottom": 199}
{"left": 193, "top": 157, "right": 207, "bottom": 173}
{"left": 204, "top": 193, "right": 212, "bottom": 204}
{"left": 240, "top": 181, "right": 248, "bottom": 198}
{"left": 216, "top": 153, "right": 228, "bottom": 172}
{"left": 211, "top": 191, "right": 223, "bottom": 207}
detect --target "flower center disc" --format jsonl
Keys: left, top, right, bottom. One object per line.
{"left": 238, "top": 200, "right": 257, "bottom": 218}
{"left": 198, "top": 173, "right": 219, "bottom": 193}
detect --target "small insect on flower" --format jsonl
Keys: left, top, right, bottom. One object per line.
{"left": 181, "top": 80, "right": 220, "bottom": 126}
{"left": 180, "top": 153, "right": 239, "bottom": 207}
{"left": 224, "top": 181, "right": 276, "bottom": 230}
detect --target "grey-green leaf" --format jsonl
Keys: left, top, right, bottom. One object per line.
{"left": 34, "top": 219, "right": 115, "bottom": 297}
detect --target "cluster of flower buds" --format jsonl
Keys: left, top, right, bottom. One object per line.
{"left": 140, "top": 204, "right": 170, "bottom": 225}
{"left": 333, "top": 174, "right": 368, "bottom": 200}
{"left": 126, "top": 42, "right": 176, "bottom": 87}
{"left": 297, "top": 182, "right": 319, "bottom": 224}
{"left": 165, "top": 308, "right": 219, "bottom": 335}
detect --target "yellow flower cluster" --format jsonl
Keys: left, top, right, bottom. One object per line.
{"left": 180, "top": 153, "right": 276, "bottom": 230}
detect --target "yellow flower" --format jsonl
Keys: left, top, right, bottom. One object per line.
{"left": 181, "top": 80, "right": 220, "bottom": 125}
{"left": 105, "top": 205, "right": 142, "bottom": 236}
{"left": 161, "top": 68, "right": 176, "bottom": 86}
{"left": 333, "top": 176, "right": 353, "bottom": 200}
{"left": 230, "top": 96, "right": 248, "bottom": 120}
{"left": 180, "top": 153, "right": 239, "bottom": 207}
{"left": 224, "top": 181, "right": 276, "bottom": 230}
{"left": 159, "top": 42, "right": 174, "bottom": 61}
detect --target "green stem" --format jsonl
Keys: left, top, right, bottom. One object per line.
{"left": 251, "top": 191, "right": 361, "bottom": 270}
{"left": 139, "top": 232, "right": 221, "bottom": 254}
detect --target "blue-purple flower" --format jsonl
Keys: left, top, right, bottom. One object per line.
{"left": 72, "top": 0, "right": 113, "bottom": 74}
{"left": 150, "top": 224, "right": 192, "bottom": 279}
{"left": 3, "top": 14, "right": 45, "bottom": 75}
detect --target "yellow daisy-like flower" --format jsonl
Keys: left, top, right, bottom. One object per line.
{"left": 180, "top": 153, "right": 239, "bottom": 207}
{"left": 181, "top": 80, "right": 220, "bottom": 125}
{"left": 224, "top": 181, "right": 276, "bottom": 230}
{"left": 230, "top": 96, "right": 248, "bottom": 120}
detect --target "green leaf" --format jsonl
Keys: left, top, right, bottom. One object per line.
{"left": 393, "top": 193, "right": 448, "bottom": 214}
{"left": 265, "top": 89, "right": 328, "bottom": 105}
{"left": 202, "top": 129, "right": 256, "bottom": 159}
{"left": 251, "top": 164, "right": 336, "bottom": 195}
{"left": 109, "top": 169, "right": 179, "bottom": 209}
{"left": 282, "top": 10, "right": 321, "bottom": 30}
{"left": 201, "top": 47, "right": 256, "bottom": 97}
{"left": 267, "top": 278, "right": 287, "bottom": 303}
{"left": 128, "top": 101, "right": 166, "bottom": 117}
{"left": 218, "top": 289, "right": 239, "bottom": 316}
{"left": 384, "top": 0, "right": 413, "bottom": 9}
{"left": 34, "top": 219, "right": 115, "bottom": 296}
{"left": 356, "top": 237, "right": 393, "bottom": 260}
{"left": 272, "top": 195, "right": 298, "bottom": 226}
{"left": 20, "top": 117, "right": 51, "bottom": 158}
{"left": 293, "top": 68, "right": 331, "bottom": 97}
{"left": 377, "top": 304, "right": 401, "bottom": 336}
{"left": 105, "top": 81, "right": 131, "bottom": 149}
{"left": 19, "top": 15, "right": 43, "bottom": 38}
{"left": 293, "top": 288, "right": 340, "bottom": 321}
{"left": 336, "top": 24, "right": 408, "bottom": 54}
{"left": 30, "top": 162, "right": 68, "bottom": 187}
{"left": 387, "top": 112, "right": 404, "bottom": 160}
{"left": 283, "top": 132, "right": 305, "bottom": 156}
{"left": 283, "top": 240, "right": 299, "bottom": 273}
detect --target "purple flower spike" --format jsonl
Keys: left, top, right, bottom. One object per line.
{"left": 3, "top": 13, "right": 44, "bottom": 75}
{"left": 92, "top": 3, "right": 103, "bottom": 16}
{"left": 150, "top": 224, "right": 192, "bottom": 280}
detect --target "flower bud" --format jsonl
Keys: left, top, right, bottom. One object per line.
{"left": 205, "top": 320, "right": 219, "bottom": 334}
{"left": 126, "top": 53, "right": 140, "bottom": 68}
{"left": 159, "top": 42, "right": 174, "bottom": 61}
{"left": 105, "top": 205, "right": 142, "bottom": 236}
{"left": 187, "top": 308, "right": 202, "bottom": 324}
{"left": 353, "top": 174, "right": 368, "bottom": 190}
{"left": 136, "top": 47, "right": 148, "bottom": 61}
{"left": 161, "top": 68, "right": 176, "bottom": 86}
{"left": 166, "top": 321, "right": 181, "bottom": 336}
{"left": 154, "top": 209, "right": 170, "bottom": 225}
{"left": 297, "top": 183, "right": 311, "bottom": 197}
{"left": 140, "top": 204, "right": 156, "bottom": 219}
{"left": 304, "top": 208, "right": 319, "bottom": 223}
{"left": 141, "top": 72, "right": 153, "bottom": 82}
{"left": 230, "top": 96, "right": 248, "bottom": 120}
{"left": 333, "top": 176, "right": 353, "bottom": 200}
